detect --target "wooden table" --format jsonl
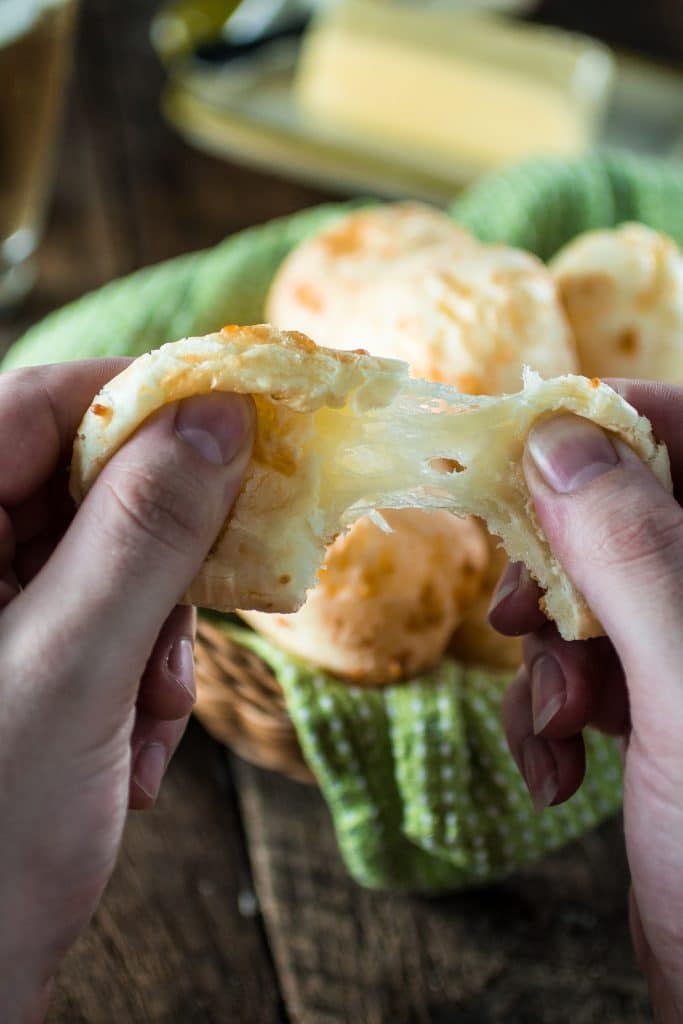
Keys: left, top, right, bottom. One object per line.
{"left": 1, "top": 3, "right": 653, "bottom": 1021}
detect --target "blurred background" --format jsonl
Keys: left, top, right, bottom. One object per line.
{"left": 2, "top": 2, "right": 682, "bottom": 1021}
{"left": 1, "top": 0, "right": 682, "bottom": 346}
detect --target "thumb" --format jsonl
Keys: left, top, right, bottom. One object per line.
{"left": 7, "top": 392, "right": 254, "bottom": 705}
{"left": 525, "top": 413, "right": 683, "bottom": 699}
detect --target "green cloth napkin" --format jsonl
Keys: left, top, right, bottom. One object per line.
{"left": 2, "top": 203, "right": 359, "bottom": 370}
{"left": 227, "top": 625, "right": 621, "bottom": 891}
{"left": 5, "top": 151, "right": 683, "bottom": 372}
{"left": 4, "top": 151, "right": 682, "bottom": 890}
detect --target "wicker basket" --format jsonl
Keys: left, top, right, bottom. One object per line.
{"left": 195, "top": 620, "right": 316, "bottom": 784}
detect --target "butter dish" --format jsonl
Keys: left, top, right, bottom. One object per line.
{"left": 295, "top": 0, "right": 613, "bottom": 173}
{"left": 159, "top": 3, "right": 683, "bottom": 201}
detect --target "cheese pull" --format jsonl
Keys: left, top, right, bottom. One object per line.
{"left": 71, "top": 326, "right": 671, "bottom": 640}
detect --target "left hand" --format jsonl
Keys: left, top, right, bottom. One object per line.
{"left": 0, "top": 360, "right": 254, "bottom": 1022}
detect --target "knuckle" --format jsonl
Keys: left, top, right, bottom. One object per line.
{"left": 0, "top": 369, "right": 46, "bottom": 419}
{"left": 0, "top": 372, "right": 34, "bottom": 426}
{"left": 0, "top": 367, "right": 32, "bottom": 395}
{"left": 103, "top": 465, "right": 212, "bottom": 559}
{"left": 588, "top": 495, "right": 683, "bottom": 578}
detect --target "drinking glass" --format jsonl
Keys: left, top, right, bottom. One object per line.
{"left": 0, "top": 0, "right": 78, "bottom": 310}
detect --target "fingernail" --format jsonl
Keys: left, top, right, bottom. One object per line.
{"left": 175, "top": 393, "right": 252, "bottom": 465}
{"left": 488, "top": 561, "right": 524, "bottom": 617}
{"left": 133, "top": 742, "right": 167, "bottom": 802}
{"left": 166, "top": 636, "right": 196, "bottom": 704}
{"left": 521, "top": 735, "right": 559, "bottom": 812}
{"left": 531, "top": 654, "right": 566, "bottom": 734}
{"left": 527, "top": 415, "right": 619, "bottom": 494}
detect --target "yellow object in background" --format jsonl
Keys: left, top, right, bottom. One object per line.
{"left": 151, "top": 0, "right": 240, "bottom": 62}
{"left": 295, "top": 0, "right": 614, "bottom": 172}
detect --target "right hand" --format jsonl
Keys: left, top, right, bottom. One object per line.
{"left": 489, "top": 380, "right": 683, "bottom": 1021}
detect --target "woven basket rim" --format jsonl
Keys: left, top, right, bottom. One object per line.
{"left": 194, "top": 619, "right": 317, "bottom": 784}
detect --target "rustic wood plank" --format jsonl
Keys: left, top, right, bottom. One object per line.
{"left": 1, "top": 2, "right": 323, "bottom": 1017}
{"left": 74, "top": 0, "right": 334, "bottom": 270}
{"left": 233, "top": 756, "right": 651, "bottom": 1024}
{"left": 45, "top": 722, "right": 287, "bottom": 1024}
{"left": 1, "top": 2, "right": 671, "bottom": 1020}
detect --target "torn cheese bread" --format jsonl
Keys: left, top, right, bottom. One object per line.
{"left": 266, "top": 202, "right": 575, "bottom": 674}
{"left": 70, "top": 325, "right": 672, "bottom": 641}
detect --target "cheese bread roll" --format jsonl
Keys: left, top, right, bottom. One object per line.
{"left": 448, "top": 537, "right": 523, "bottom": 671}
{"left": 242, "top": 510, "right": 488, "bottom": 685}
{"left": 266, "top": 201, "right": 477, "bottom": 347}
{"left": 267, "top": 204, "right": 578, "bottom": 392}
{"left": 266, "top": 205, "right": 576, "bottom": 674}
{"left": 71, "top": 327, "right": 671, "bottom": 641}
{"left": 552, "top": 223, "right": 683, "bottom": 382}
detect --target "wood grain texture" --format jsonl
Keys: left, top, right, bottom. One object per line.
{"left": 6, "top": 1, "right": 325, "bottom": 1019}
{"left": 234, "top": 756, "right": 651, "bottom": 1024}
{"left": 0, "top": 1, "right": 662, "bottom": 1021}
{"left": 46, "top": 723, "right": 286, "bottom": 1024}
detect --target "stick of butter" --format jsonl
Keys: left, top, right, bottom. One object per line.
{"left": 295, "top": 0, "right": 614, "bottom": 172}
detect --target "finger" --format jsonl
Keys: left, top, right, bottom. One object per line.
{"left": 523, "top": 625, "right": 629, "bottom": 739}
{"left": 14, "top": 527, "right": 69, "bottom": 586}
{"left": 0, "top": 359, "right": 130, "bottom": 505}
{"left": 3, "top": 393, "right": 254, "bottom": 730}
{"left": 502, "top": 668, "right": 586, "bottom": 809}
{"left": 607, "top": 379, "right": 683, "bottom": 487}
{"left": 10, "top": 485, "right": 55, "bottom": 543}
{"left": 10, "top": 478, "right": 74, "bottom": 544}
{"left": 0, "top": 506, "right": 14, "bottom": 575}
{"left": 0, "top": 569, "right": 20, "bottom": 610}
{"left": 11, "top": 483, "right": 75, "bottom": 585}
{"left": 128, "top": 711, "right": 189, "bottom": 810}
{"left": 524, "top": 414, "right": 683, "bottom": 731}
{"left": 628, "top": 887, "right": 683, "bottom": 1021}
{"left": 487, "top": 560, "right": 547, "bottom": 635}
{"left": 137, "top": 605, "right": 196, "bottom": 721}
{"left": 0, "top": 506, "right": 19, "bottom": 608}
{"left": 629, "top": 887, "right": 651, "bottom": 978}
{"left": 491, "top": 380, "right": 683, "bottom": 643}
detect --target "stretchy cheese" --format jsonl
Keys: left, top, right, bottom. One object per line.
{"left": 71, "top": 326, "right": 671, "bottom": 641}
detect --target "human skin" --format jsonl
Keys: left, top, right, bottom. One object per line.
{"left": 0, "top": 361, "right": 254, "bottom": 1023}
{"left": 489, "top": 381, "right": 683, "bottom": 1022}
{"left": 3, "top": 362, "right": 683, "bottom": 1021}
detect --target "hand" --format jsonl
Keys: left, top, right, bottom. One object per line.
{"left": 0, "top": 361, "right": 254, "bottom": 1023}
{"left": 489, "top": 380, "right": 683, "bottom": 1021}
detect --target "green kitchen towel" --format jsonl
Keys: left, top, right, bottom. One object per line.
{"left": 6, "top": 151, "right": 683, "bottom": 373}
{"left": 4, "top": 150, "right": 682, "bottom": 889}
{"left": 226, "top": 625, "right": 621, "bottom": 891}
{"left": 2, "top": 202, "right": 361, "bottom": 370}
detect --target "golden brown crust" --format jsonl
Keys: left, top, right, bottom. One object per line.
{"left": 71, "top": 331, "right": 671, "bottom": 642}
{"left": 448, "top": 536, "right": 523, "bottom": 671}
{"left": 267, "top": 204, "right": 578, "bottom": 394}
{"left": 551, "top": 223, "right": 683, "bottom": 382}
{"left": 241, "top": 510, "right": 489, "bottom": 684}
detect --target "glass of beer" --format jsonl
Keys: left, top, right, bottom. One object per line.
{"left": 0, "top": 0, "right": 78, "bottom": 311}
